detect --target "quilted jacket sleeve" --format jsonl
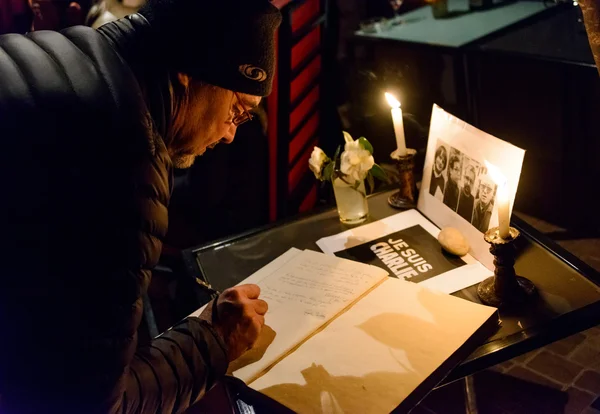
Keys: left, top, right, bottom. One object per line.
{"left": 0, "top": 23, "right": 230, "bottom": 414}
{"left": 121, "top": 317, "right": 229, "bottom": 414}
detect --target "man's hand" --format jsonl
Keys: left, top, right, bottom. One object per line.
{"left": 200, "top": 284, "right": 268, "bottom": 362}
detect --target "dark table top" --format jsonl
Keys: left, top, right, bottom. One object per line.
{"left": 478, "top": 3, "right": 596, "bottom": 67}
{"left": 183, "top": 190, "right": 600, "bottom": 383}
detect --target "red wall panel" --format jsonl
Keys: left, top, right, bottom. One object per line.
{"left": 290, "top": 85, "right": 319, "bottom": 133}
{"left": 290, "top": 55, "right": 321, "bottom": 104}
{"left": 291, "top": 26, "right": 321, "bottom": 70}
{"left": 299, "top": 184, "right": 318, "bottom": 213}
{"left": 289, "top": 113, "right": 319, "bottom": 163}
{"left": 288, "top": 142, "right": 314, "bottom": 194}
{"left": 291, "top": 0, "right": 321, "bottom": 33}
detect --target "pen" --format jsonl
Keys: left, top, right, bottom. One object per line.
{"left": 194, "top": 275, "right": 221, "bottom": 299}
{"left": 195, "top": 260, "right": 220, "bottom": 298}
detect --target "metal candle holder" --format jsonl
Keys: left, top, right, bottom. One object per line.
{"left": 477, "top": 227, "right": 537, "bottom": 308}
{"left": 388, "top": 148, "right": 417, "bottom": 209}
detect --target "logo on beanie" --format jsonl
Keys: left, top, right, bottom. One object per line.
{"left": 239, "top": 64, "right": 268, "bottom": 82}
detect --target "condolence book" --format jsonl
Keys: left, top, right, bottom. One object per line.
{"left": 196, "top": 249, "right": 498, "bottom": 413}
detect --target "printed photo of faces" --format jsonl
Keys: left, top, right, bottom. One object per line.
{"left": 429, "top": 140, "right": 498, "bottom": 233}
{"left": 429, "top": 142, "right": 448, "bottom": 202}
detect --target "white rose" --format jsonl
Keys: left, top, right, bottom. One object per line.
{"left": 340, "top": 140, "right": 374, "bottom": 182}
{"left": 309, "top": 146, "right": 328, "bottom": 179}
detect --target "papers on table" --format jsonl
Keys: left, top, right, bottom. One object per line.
{"left": 316, "top": 210, "right": 491, "bottom": 294}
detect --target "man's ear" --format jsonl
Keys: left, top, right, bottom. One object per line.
{"left": 176, "top": 73, "right": 191, "bottom": 89}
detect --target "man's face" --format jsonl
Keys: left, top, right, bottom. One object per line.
{"left": 479, "top": 181, "right": 494, "bottom": 205}
{"left": 449, "top": 161, "right": 461, "bottom": 183}
{"left": 464, "top": 170, "right": 475, "bottom": 193}
{"left": 435, "top": 153, "right": 445, "bottom": 174}
{"left": 169, "top": 78, "right": 261, "bottom": 169}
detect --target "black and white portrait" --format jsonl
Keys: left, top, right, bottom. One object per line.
{"left": 471, "top": 171, "right": 497, "bottom": 232}
{"left": 428, "top": 142, "right": 498, "bottom": 233}
{"left": 442, "top": 149, "right": 462, "bottom": 212}
{"left": 428, "top": 142, "right": 448, "bottom": 201}
{"left": 456, "top": 158, "right": 480, "bottom": 222}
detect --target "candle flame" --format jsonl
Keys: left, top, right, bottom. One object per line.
{"left": 385, "top": 92, "right": 401, "bottom": 109}
{"left": 484, "top": 160, "right": 506, "bottom": 186}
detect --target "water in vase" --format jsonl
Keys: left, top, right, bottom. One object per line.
{"left": 333, "top": 178, "right": 369, "bottom": 224}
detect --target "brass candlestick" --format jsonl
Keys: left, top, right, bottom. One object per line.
{"left": 388, "top": 148, "right": 417, "bottom": 209}
{"left": 477, "top": 227, "right": 537, "bottom": 308}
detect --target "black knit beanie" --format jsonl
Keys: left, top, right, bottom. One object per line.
{"left": 139, "top": 0, "right": 281, "bottom": 97}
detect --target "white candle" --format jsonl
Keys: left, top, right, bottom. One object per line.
{"left": 484, "top": 161, "right": 511, "bottom": 239}
{"left": 497, "top": 181, "right": 510, "bottom": 239}
{"left": 385, "top": 92, "right": 407, "bottom": 156}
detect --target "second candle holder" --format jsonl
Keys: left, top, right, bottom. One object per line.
{"left": 477, "top": 227, "right": 537, "bottom": 308}
{"left": 388, "top": 148, "right": 418, "bottom": 209}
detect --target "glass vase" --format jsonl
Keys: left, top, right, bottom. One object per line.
{"left": 332, "top": 178, "right": 369, "bottom": 224}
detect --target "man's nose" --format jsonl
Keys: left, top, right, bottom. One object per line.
{"left": 222, "top": 125, "right": 238, "bottom": 144}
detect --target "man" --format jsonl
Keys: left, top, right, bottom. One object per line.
{"left": 442, "top": 155, "right": 461, "bottom": 211}
{"left": 429, "top": 145, "right": 447, "bottom": 199}
{"left": 0, "top": 1, "right": 280, "bottom": 413}
{"left": 457, "top": 165, "right": 476, "bottom": 222}
{"left": 472, "top": 177, "right": 496, "bottom": 232}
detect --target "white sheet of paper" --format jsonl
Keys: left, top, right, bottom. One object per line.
{"left": 316, "top": 209, "right": 491, "bottom": 293}
{"left": 188, "top": 248, "right": 303, "bottom": 319}
{"left": 231, "top": 250, "right": 388, "bottom": 383}
{"left": 250, "top": 277, "right": 497, "bottom": 414}
{"left": 418, "top": 105, "right": 525, "bottom": 269}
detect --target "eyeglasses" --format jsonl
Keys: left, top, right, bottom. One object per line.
{"left": 232, "top": 92, "right": 254, "bottom": 126}
{"left": 480, "top": 184, "right": 494, "bottom": 194}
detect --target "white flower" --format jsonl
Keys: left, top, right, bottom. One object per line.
{"left": 340, "top": 138, "right": 374, "bottom": 182}
{"left": 309, "top": 146, "right": 328, "bottom": 179}
{"left": 343, "top": 131, "right": 354, "bottom": 144}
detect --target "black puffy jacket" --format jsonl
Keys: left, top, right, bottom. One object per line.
{"left": 0, "top": 14, "right": 228, "bottom": 413}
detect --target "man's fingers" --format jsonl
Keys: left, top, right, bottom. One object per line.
{"left": 254, "top": 314, "right": 265, "bottom": 329}
{"left": 253, "top": 299, "right": 268, "bottom": 315}
{"left": 237, "top": 284, "right": 261, "bottom": 299}
{"left": 244, "top": 314, "right": 265, "bottom": 350}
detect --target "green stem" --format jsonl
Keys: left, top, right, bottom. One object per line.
{"left": 334, "top": 174, "right": 366, "bottom": 197}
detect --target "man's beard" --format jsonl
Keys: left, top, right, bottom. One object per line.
{"left": 171, "top": 141, "right": 219, "bottom": 169}
{"left": 172, "top": 153, "right": 197, "bottom": 169}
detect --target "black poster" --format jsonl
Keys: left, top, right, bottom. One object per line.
{"left": 335, "top": 225, "right": 466, "bottom": 283}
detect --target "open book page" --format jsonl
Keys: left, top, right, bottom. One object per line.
{"left": 232, "top": 250, "right": 388, "bottom": 383}
{"left": 250, "top": 277, "right": 497, "bottom": 414}
{"left": 188, "top": 248, "right": 302, "bottom": 319}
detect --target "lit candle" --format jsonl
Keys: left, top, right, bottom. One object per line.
{"left": 385, "top": 92, "right": 406, "bottom": 157}
{"left": 484, "top": 161, "right": 511, "bottom": 239}
{"left": 497, "top": 181, "right": 510, "bottom": 239}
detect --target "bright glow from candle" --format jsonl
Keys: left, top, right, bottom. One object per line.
{"left": 385, "top": 92, "right": 401, "bottom": 109}
{"left": 484, "top": 161, "right": 511, "bottom": 239}
{"left": 385, "top": 92, "right": 406, "bottom": 156}
{"left": 484, "top": 161, "right": 506, "bottom": 186}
